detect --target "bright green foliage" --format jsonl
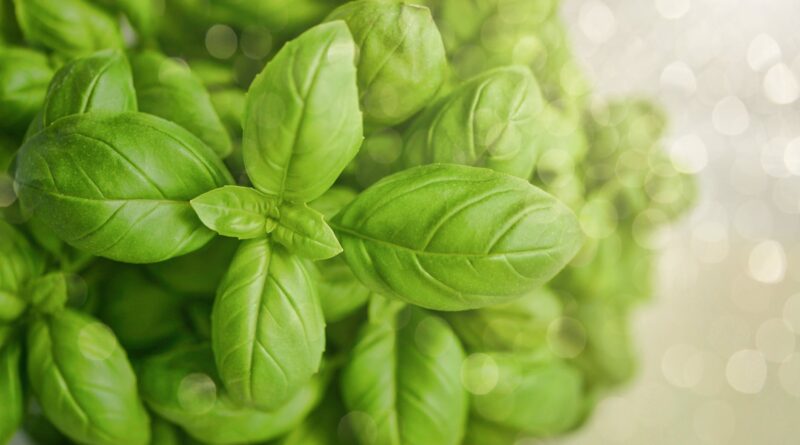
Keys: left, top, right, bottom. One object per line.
{"left": 333, "top": 164, "right": 583, "bottom": 310}
{"left": 342, "top": 305, "right": 468, "bottom": 445}
{"left": 191, "top": 186, "right": 280, "bottom": 240}
{"left": 0, "top": 0, "right": 697, "bottom": 443}
{"left": 242, "top": 21, "right": 362, "bottom": 203}
{"left": 212, "top": 239, "right": 325, "bottom": 410}
{"left": 327, "top": 1, "right": 448, "bottom": 126}
{"left": 191, "top": 186, "right": 341, "bottom": 259}
{"left": 14, "top": 112, "right": 233, "bottom": 263}
{"left": 26, "top": 309, "right": 150, "bottom": 445}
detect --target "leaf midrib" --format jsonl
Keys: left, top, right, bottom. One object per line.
{"left": 330, "top": 224, "right": 559, "bottom": 259}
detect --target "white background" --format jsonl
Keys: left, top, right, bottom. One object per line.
{"left": 561, "top": 0, "right": 800, "bottom": 443}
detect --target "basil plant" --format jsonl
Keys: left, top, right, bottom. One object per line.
{"left": 0, "top": 0, "right": 695, "bottom": 444}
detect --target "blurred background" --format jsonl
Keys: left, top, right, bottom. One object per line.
{"left": 560, "top": 0, "right": 800, "bottom": 443}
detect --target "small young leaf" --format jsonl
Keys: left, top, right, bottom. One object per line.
{"left": 273, "top": 203, "right": 342, "bottom": 260}
{"left": 191, "top": 185, "right": 278, "bottom": 240}
{"left": 243, "top": 21, "right": 362, "bottom": 202}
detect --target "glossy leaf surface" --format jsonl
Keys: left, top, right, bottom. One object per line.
{"left": 15, "top": 112, "right": 233, "bottom": 263}
{"left": 212, "top": 239, "right": 325, "bottom": 410}
{"left": 333, "top": 164, "right": 583, "bottom": 310}
{"left": 26, "top": 309, "right": 150, "bottom": 445}
{"left": 242, "top": 21, "right": 362, "bottom": 202}
{"left": 342, "top": 307, "right": 468, "bottom": 445}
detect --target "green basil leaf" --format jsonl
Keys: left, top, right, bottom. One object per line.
{"left": 15, "top": 111, "right": 234, "bottom": 263}
{"left": 242, "top": 21, "right": 362, "bottom": 202}
{"left": 0, "top": 339, "right": 23, "bottom": 444}
{"left": 23, "top": 272, "right": 68, "bottom": 315}
{"left": 273, "top": 203, "right": 342, "bottom": 261}
{"left": 26, "top": 309, "right": 150, "bottom": 445}
{"left": 191, "top": 185, "right": 278, "bottom": 240}
{"left": 444, "top": 286, "right": 562, "bottom": 352}
{"left": 35, "top": 49, "right": 137, "bottom": 131}
{"left": 403, "top": 66, "right": 545, "bottom": 179}
{"left": 212, "top": 239, "right": 325, "bottom": 410}
{"left": 332, "top": 164, "right": 584, "bottom": 310}
{"left": 326, "top": 1, "right": 448, "bottom": 126}
{"left": 98, "top": 267, "right": 187, "bottom": 352}
{"left": 132, "top": 51, "right": 233, "bottom": 158}
{"left": 0, "top": 46, "right": 53, "bottom": 133}
{"left": 13, "top": 0, "right": 124, "bottom": 57}
{"left": 0, "top": 220, "right": 45, "bottom": 320}
{"left": 467, "top": 351, "right": 584, "bottom": 436}
{"left": 139, "top": 343, "right": 324, "bottom": 445}
{"left": 341, "top": 307, "right": 467, "bottom": 445}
